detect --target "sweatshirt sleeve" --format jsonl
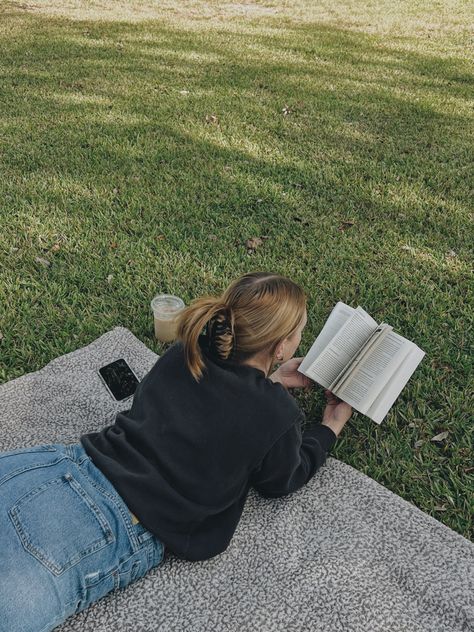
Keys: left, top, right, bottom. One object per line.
{"left": 250, "top": 415, "right": 337, "bottom": 498}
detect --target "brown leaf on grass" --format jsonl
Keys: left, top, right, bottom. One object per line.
{"left": 338, "top": 221, "right": 355, "bottom": 231}
{"left": 464, "top": 467, "right": 474, "bottom": 474}
{"left": 50, "top": 243, "right": 61, "bottom": 252}
{"left": 431, "top": 359, "right": 453, "bottom": 372}
{"left": 246, "top": 236, "right": 267, "bottom": 254}
{"left": 156, "top": 235, "right": 165, "bottom": 241}
{"left": 431, "top": 431, "right": 449, "bottom": 443}
{"left": 282, "top": 102, "right": 304, "bottom": 116}
{"left": 246, "top": 236, "right": 263, "bottom": 249}
{"left": 110, "top": 241, "right": 118, "bottom": 249}
{"left": 205, "top": 114, "right": 219, "bottom": 125}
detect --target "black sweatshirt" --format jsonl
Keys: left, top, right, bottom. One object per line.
{"left": 80, "top": 334, "right": 337, "bottom": 561}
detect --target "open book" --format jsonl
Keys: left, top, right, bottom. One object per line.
{"left": 297, "top": 302, "right": 425, "bottom": 424}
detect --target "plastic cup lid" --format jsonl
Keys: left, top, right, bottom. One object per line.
{"left": 151, "top": 294, "right": 185, "bottom": 318}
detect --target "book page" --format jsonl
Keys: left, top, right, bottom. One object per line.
{"left": 329, "top": 324, "right": 393, "bottom": 392}
{"left": 365, "top": 345, "right": 426, "bottom": 424}
{"left": 300, "top": 306, "right": 378, "bottom": 389}
{"left": 298, "top": 302, "right": 355, "bottom": 375}
{"left": 334, "top": 331, "right": 414, "bottom": 414}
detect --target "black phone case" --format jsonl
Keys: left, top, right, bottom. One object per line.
{"left": 98, "top": 359, "right": 140, "bottom": 401}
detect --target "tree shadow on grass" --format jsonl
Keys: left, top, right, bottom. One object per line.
{"left": 1, "top": 9, "right": 473, "bottom": 539}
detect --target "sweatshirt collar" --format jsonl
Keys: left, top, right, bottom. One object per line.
{"left": 197, "top": 334, "right": 267, "bottom": 379}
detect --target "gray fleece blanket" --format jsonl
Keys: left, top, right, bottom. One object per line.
{"left": 1, "top": 326, "right": 473, "bottom": 632}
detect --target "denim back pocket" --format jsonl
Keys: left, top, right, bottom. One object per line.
{"left": 9, "top": 472, "right": 115, "bottom": 576}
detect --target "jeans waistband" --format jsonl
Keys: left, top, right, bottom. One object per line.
{"left": 65, "top": 442, "right": 91, "bottom": 466}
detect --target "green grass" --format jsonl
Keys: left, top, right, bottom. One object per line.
{"left": 0, "top": 0, "right": 472, "bottom": 540}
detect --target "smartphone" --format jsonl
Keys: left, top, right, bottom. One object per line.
{"left": 98, "top": 359, "right": 140, "bottom": 401}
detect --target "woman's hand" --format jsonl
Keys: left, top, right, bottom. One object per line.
{"left": 269, "top": 357, "right": 313, "bottom": 390}
{"left": 321, "top": 390, "right": 352, "bottom": 437}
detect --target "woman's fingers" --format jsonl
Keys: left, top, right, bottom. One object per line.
{"left": 325, "top": 389, "right": 342, "bottom": 403}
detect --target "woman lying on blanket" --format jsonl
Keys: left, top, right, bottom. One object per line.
{"left": 0, "top": 271, "right": 352, "bottom": 632}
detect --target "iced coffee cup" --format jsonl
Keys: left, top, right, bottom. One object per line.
{"left": 151, "top": 294, "right": 185, "bottom": 343}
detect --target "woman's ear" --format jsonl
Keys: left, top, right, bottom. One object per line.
{"left": 275, "top": 340, "right": 286, "bottom": 362}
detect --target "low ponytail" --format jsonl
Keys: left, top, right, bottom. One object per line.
{"left": 176, "top": 272, "right": 307, "bottom": 384}
{"left": 175, "top": 296, "right": 235, "bottom": 383}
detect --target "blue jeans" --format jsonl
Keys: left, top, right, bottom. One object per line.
{"left": 0, "top": 442, "right": 165, "bottom": 632}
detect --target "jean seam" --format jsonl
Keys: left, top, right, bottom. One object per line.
{"left": 66, "top": 445, "right": 149, "bottom": 555}
{"left": 76, "top": 467, "right": 140, "bottom": 552}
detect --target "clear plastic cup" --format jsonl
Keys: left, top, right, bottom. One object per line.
{"left": 151, "top": 294, "right": 185, "bottom": 343}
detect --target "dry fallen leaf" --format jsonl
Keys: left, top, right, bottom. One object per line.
{"left": 156, "top": 234, "right": 165, "bottom": 241}
{"left": 50, "top": 243, "right": 61, "bottom": 252}
{"left": 431, "top": 431, "right": 449, "bottom": 443}
{"left": 338, "top": 221, "right": 355, "bottom": 231}
{"left": 246, "top": 237, "right": 263, "bottom": 249}
{"left": 110, "top": 241, "right": 118, "bottom": 249}
{"left": 414, "top": 440, "right": 424, "bottom": 448}
{"left": 35, "top": 256, "right": 51, "bottom": 267}
{"left": 205, "top": 114, "right": 219, "bottom": 125}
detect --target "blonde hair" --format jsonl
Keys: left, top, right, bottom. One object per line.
{"left": 175, "top": 271, "right": 307, "bottom": 383}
